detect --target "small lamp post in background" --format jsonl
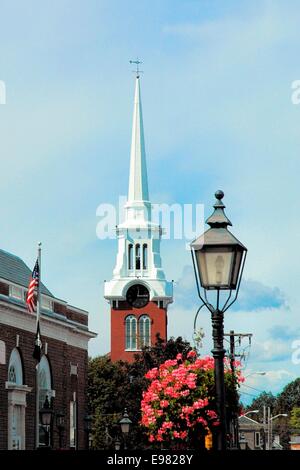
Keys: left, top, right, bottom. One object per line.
{"left": 119, "top": 409, "right": 132, "bottom": 450}
{"left": 191, "top": 190, "right": 247, "bottom": 451}
{"left": 84, "top": 415, "right": 92, "bottom": 450}
{"left": 241, "top": 410, "right": 259, "bottom": 418}
{"left": 269, "top": 413, "right": 288, "bottom": 450}
{"left": 244, "top": 372, "right": 266, "bottom": 379}
{"left": 39, "top": 396, "right": 54, "bottom": 449}
{"left": 239, "top": 432, "right": 248, "bottom": 450}
{"left": 56, "top": 411, "right": 65, "bottom": 449}
{"left": 115, "top": 438, "right": 121, "bottom": 451}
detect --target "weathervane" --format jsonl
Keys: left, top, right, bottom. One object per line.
{"left": 130, "top": 58, "right": 143, "bottom": 78}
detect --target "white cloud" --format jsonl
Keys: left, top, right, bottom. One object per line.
{"left": 264, "top": 369, "right": 294, "bottom": 383}
{"left": 251, "top": 340, "right": 293, "bottom": 362}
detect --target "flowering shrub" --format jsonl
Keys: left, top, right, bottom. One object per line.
{"left": 140, "top": 351, "right": 244, "bottom": 447}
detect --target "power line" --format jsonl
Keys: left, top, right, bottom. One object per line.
{"left": 241, "top": 384, "right": 266, "bottom": 394}
{"left": 239, "top": 391, "right": 258, "bottom": 398}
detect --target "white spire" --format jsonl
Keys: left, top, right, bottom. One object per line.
{"left": 128, "top": 77, "right": 149, "bottom": 203}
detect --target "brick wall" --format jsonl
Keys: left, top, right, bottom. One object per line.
{"left": 0, "top": 282, "right": 9, "bottom": 296}
{"left": 110, "top": 301, "right": 168, "bottom": 362}
{"left": 66, "top": 309, "right": 88, "bottom": 326}
{"left": 0, "top": 322, "right": 88, "bottom": 450}
{"left": 53, "top": 302, "right": 88, "bottom": 327}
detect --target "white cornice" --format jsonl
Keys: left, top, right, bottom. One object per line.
{"left": 0, "top": 301, "right": 97, "bottom": 350}
{"left": 0, "top": 277, "right": 89, "bottom": 316}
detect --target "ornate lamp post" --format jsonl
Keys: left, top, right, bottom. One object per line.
{"left": 119, "top": 409, "right": 132, "bottom": 450}
{"left": 239, "top": 432, "right": 248, "bottom": 450}
{"left": 39, "top": 396, "right": 54, "bottom": 448}
{"left": 190, "top": 190, "right": 247, "bottom": 450}
{"left": 84, "top": 415, "right": 92, "bottom": 450}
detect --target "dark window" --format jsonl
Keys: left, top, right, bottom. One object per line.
{"left": 135, "top": 244, "right": 141, "bottom": 270}
{"left": 142, "top": 244, "right": 148, "bottom": 269}
{"left": 128, "top": 244, "right": 133, "bottom": 270}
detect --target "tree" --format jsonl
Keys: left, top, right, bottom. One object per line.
{"left": 131, "top": 334, "right": 193, "bottom": 375}
{"left": 88, "top": 335, "right": 242, "bottom": 450}
{"left": 87, "top": 336, "right": 194, "bottom": 450}
{"left": 140, "top": 351, "right": 242, "bottom": 449}
{"left": 290, "top": 407, "right": 300, "bottom": 431}
{"left": 275, "top": 378, "right": 300, "bottom": 414}
{"left": 87, "top": 356, "right": 132, "bottom": 449}
{"left": 273, "top": 378, "right": 300, "bottom": 450}
{"left": 245, "top": 391, "right": 277, "bottom": 423}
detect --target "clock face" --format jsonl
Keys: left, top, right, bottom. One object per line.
{"left": 126, "top": 284, "right": 149, "bottom": 308}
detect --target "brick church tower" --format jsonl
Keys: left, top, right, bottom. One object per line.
{"left": 104, "top": 74, "right": 173, "bottom": 362}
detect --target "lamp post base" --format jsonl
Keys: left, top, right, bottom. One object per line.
{"left": 211, "top": 309, "right": 227, "bottom": 451}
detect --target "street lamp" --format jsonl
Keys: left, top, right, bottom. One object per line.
{"left": 84, "top": 415, "right": 92, "bottom": 450}
{"left": 269, "top": 414, "right": 288, "bottom": 450}
{"left": 115, "top": 438, "right": 121, "bottom": 451}
{"left": 56, "top": 411, "right": 65, "bottom": 449}
{"left": 39, "top": 396, "right": 53, "bottom": 448}
{"left": 191, "top": 190, "right": 247, "bottom": 450}
{"left": 244, "top": 372, "right": 266, "bottom": 379}
{"left": 241, "top": 410, "right": 259, "bottom": 417}
{"left": 119, "top": 409, "right": 132, "bottom": 450}
{"left": 239, "top": 432, "right": 248, "bottom": 450}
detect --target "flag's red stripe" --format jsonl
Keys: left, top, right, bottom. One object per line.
{"left": 26, "top": 274, "right": 39, "bottom": 313}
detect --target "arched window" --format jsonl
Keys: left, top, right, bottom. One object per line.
{"left": 135, "top": 244, "right": 141, "bottom": 270}
{"left": 38, "top": 355, "right": 52, "bottom": 408}
{"left": 7, "top": 348, "right": 27, "bottom": 450}
{"left": 128, "top": 244, "right": 133, "bottom": 270}
{"left": 125, "top": 315, "right": 137, "bottom": 350}
{"left": 142, "top": 244, "right": 148, "bottom": 270}
{"left": 38, "top": 356, "right": 52, "bottom": 446}
{"left": 8, "top": 348, "right": 23, "bottom": 385}
{"left": 139, "top": 315, "right": 151, "bottom": 348}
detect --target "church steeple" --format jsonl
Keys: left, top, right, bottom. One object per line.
{"left": 127, "top": 76, "right": 149, "bottom": 204}
{"left": 104, "top": 69, "right": 173, "bottom": 363}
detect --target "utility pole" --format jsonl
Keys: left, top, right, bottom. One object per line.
{"left": 263, "top": 406, "right": 267, "bottom": 450}
{"left": 224, "top": 331, "right": 253, "bottom": 449}
{"left": 267, "top": 406, "right": 271, "bottom": 450}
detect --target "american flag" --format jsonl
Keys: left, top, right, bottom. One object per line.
{"left": 26, "top": 260, "right": 39, "bottom": 313}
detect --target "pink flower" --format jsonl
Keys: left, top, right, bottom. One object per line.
{"left": 163, "top": 359, "right": 178, "bottom": 368}
{"left": 141, "top": 353, "right": 225, "bottom": 444}
{"left": 196, "top": 417, "right": 208, "bottom": 426}
{"left": 160, "top": 400, "right": 169, "bottom": 408}
{"left": 182, "top": 406, "right": 194, "bottom": 415}
{"left": 187, "top": 350, "right": 197, "bottom": 359}
{"left": 193, "top": 398, "right": 208, "bottom": 409}
{"left": 145, "top": 367, "right": 158, "bottom": 379}
{"left": 206, "top": 410, "right": 218, "bottom": 419}
{"left": 162, "top": 421, "right": 173, "bottom": 430}
{"left": 212, "top": 420, "right": 220, "bottom": 427}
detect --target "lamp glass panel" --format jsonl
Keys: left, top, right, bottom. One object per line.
{"left": 121, "top": 423, "right": 130, "bottom": 434}
{"left": 41, "top": 411, "right": 52, "bottom": 426}
{"left": 231, "top": 249, "right": 243, "bottom": 288}
{"left": 196, "top": 248, "right": 235, "bottom": 289}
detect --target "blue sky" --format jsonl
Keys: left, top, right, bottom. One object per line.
{"left": 0, "top": 0, "right": 300, "bottom": 403}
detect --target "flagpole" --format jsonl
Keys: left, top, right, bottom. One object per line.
{"left": 35, "top": 242, "right": 42, "bottom": 449}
